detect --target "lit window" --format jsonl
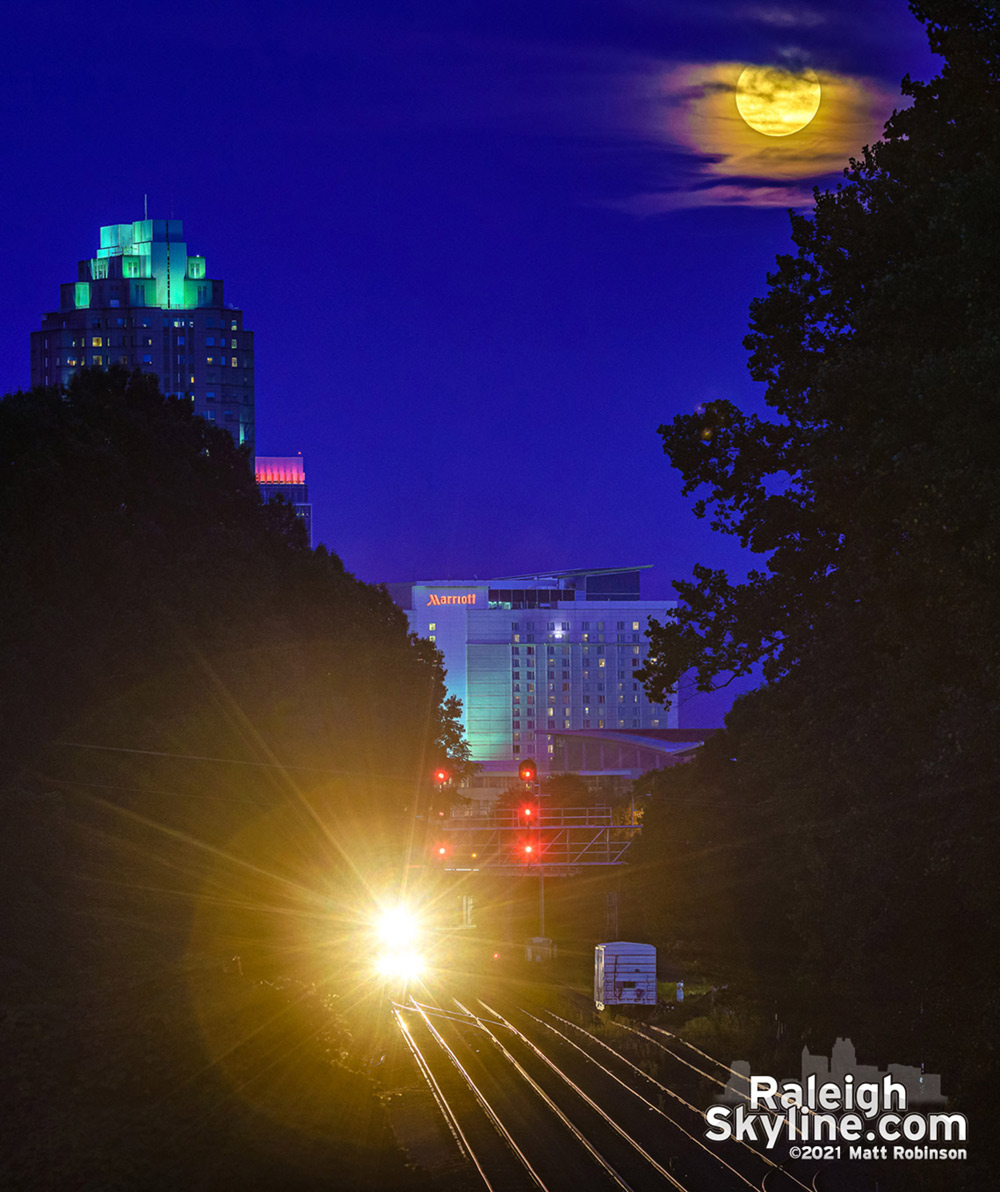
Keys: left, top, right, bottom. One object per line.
{"left": 598, "top": 659, "right": 606, "bottom": 668}
{"left": 428, "top": 622, "right": 436, "bottom": 631}
{"left": 632, "top": 621, "right": 640, "bottom": 631}
{"left": 513, "top": 745, "right": 521, "bottom": 754}
{"left": 231, "top": 357, "right": 237, "bottom": 367}
{"left": 513, "top": 634, "right": 520, "bottom": 643}
{"left": 141, "top": 354, "right": 152, "bottom": 364}
{"left": 428, "top": 635, "right": 436, "bottom": 643}
{"left": 91, "top": 336, "right": 102, "bottom": 347}
{"left": 231, "top": 339, "right": 237, "bottom": 348}
{"left": 92, "top": 355, "right": 102, "bottom": 365}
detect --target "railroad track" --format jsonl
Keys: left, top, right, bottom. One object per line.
{"left": 391, "top": 984, "right": 826, "bottom": 1191}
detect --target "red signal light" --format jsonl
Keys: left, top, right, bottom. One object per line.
{"left": 518, "top": 760, "right": 537, "bottom": 782}
{"left": 522, "top": 806, "right": 533, "bottom": 818}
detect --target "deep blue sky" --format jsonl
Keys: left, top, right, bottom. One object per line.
{"left": 2, "top": 1, "right": 938, "bottom": 723}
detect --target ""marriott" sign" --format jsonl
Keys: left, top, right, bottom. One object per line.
{"left": 426, "top": 593, "right": 478, "bottom": 606}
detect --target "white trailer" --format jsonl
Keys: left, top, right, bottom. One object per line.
{"left": 594, "top": 941, "right": 657, "bottom": 1010}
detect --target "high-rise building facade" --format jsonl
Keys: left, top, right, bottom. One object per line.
{"left": 388, "top": 566, "right": 691, "bottom": 799}
{"left": 30, "top": 218, "right": 254, "bottom": 448}
{"left": 255, "top": 456, "right": 313, "bottom": 547}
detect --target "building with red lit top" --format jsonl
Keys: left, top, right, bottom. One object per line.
{"left": 255, "top": 456, "right": 313, "bottom": 547}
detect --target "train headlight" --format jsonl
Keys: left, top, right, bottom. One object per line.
{"left": 375, "top": 905, "right": 420, "bottom": 949}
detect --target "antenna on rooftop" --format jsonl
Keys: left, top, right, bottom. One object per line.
{"left": 144, "top": 193, "right": 148, "bottom": 219}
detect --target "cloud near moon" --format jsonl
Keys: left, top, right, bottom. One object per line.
{"left": 666, "top": 61, "right": 892, "bottom": 181}
{"left": 607, "top": 60, "right": 896, "bottom": 212}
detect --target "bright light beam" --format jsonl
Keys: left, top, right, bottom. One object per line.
{"left": 375, "top": 905, "right": 420, "bottom": 949}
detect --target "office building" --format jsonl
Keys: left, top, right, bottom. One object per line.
{"left": 388, "top": 566, "right": 700, "bottom": 802}
{"left": 30, "top": 217, "right": 254, "bottom": 449}
{"left": 255, "top": 456, "right": 313, "bottom": 547}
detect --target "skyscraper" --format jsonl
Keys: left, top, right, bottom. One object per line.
{"left": 30, "top": 218, "right": 254, "bottom": 448}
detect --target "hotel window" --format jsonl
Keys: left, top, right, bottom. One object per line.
{"left": 92, "top": 355, "right": 102, "bottom": 365}
{"left": 562, "top": 683, "right": 570, "bottom": 691}
{"left": 231, "top": 357, "right": 237, "bottom": 367}
{"left": 513, "top": 671, "right": 520, "bottom": 680}
{"left": 632, "top": 659, "right": 640, "bottom": 667}
{"left": 513, "top": 745, "right": 521, "bottom": 754}
{"left": 428, "top": 635, "right": 435, "bottom": 642}
{"left": 231, "top": 339, "right": 237, "bottom": 348}
{"left": 617, "top": 621, "right": 625, "bottom": 630}
{"left": 527, "top": 671, "right": 535, "bottom": 680}
{"left": 598, "top": 658, "right": 606, "bottom": 668}
{"left": 564, "top": 719, "right": 571, "bottom": 729}
{"left": 562, "top": 670, "right": 570, "bottom": 679}
{"left": 513, "top": 723, "right": 520, "bottom": 732}
{"left": 428, "top": 622, "right": 436, "bottom": 631}
{"left": 597, "top": 622, "right": 604, "bottom": 630}
{"left": 632, "top": 633, "right": 640, "bottom": 642}
{"left": 91, "top": 336, "right": 102, "bottom": 347}
{"left": 526, "top": 647, "right": 534, "bottom": 655}
{"left": 527, "top": 720, "right": 534, "bottom": 728}
{"left": 583, "top": 719, "right": 591, "bottom": 728}
{"left": 512, "top": 695, "right": 521, "bottom": 705}
{"left": 206, "top": 356, "right": 214, "bottom": 364}
{"left": 512, "top": 647, "right": 519, "bottom": 655}
{"left": 632, "top": 621, "right": 640, "bottom": 631}
{"left": 206, "top": 336, "right": 215, "bottom": 345}
{"left": 512, "top": 622, "right": 519, "bottom": 630}
{"left": 142, "top": 354, "right": 152, "bottom": 364}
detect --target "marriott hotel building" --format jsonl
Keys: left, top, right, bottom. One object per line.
{"left": 388, "top": 566, "right": 701, "bottom": 799}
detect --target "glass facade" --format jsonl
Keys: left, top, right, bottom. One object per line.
{"left": 396, "top": 567, "right": 678, "bottom": 777}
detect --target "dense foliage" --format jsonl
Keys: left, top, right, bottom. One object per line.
{"left": 0, "top": 367, "right": 460, "bottom": 1188}
{"left": 634, "top": 5, "right": 1000, "bottom": 1187}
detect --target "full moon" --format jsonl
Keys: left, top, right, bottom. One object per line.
{"left": 735, "top": 66, "right": 821, "bottom": 136}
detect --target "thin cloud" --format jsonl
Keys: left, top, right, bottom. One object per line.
{"left": 608, "top": 181, "right": 817, "bottom": 214}
{"left": 742, "top": 6, "right": 828, "bottom": 29}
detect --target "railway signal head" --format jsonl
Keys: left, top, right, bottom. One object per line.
{"left": 518, "top": 759, "right": 537, "bottom": 783}
{"left": 433, "top": 766, "right": 451, "bottom": 785}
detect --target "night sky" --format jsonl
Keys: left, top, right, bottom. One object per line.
{"left": 2, "top": 1, "right": 937, "bottom": 723}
